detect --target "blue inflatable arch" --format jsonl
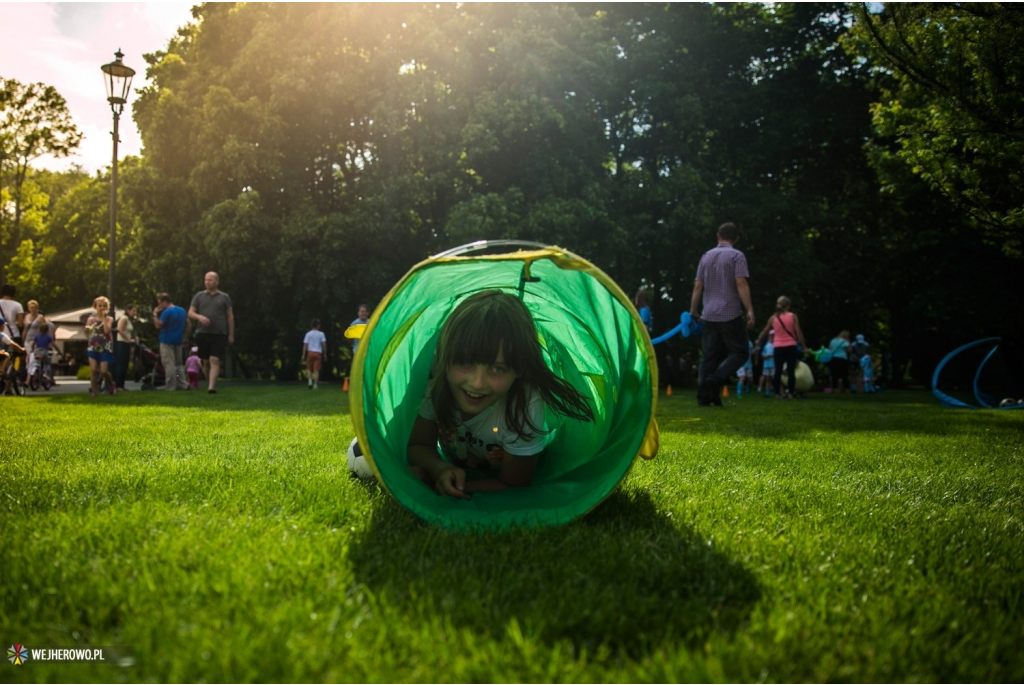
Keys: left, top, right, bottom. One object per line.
{"left": 932, "top": 337, "right": 1024, "bottom": 410}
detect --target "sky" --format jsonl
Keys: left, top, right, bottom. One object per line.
{"left": 1, "top": 2, "right": 195, "bottom": 174}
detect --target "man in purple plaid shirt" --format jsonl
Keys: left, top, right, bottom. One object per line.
{"left": 690, "top": 222, "right": 756, "bottom": 406}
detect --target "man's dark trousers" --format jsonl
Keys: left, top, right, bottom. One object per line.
{"left": 697, "top": 315, "right": 748, "bottom": 400}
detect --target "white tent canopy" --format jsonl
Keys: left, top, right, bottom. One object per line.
{"left": 41, "top": 306, "right": 96, "bottom": 349}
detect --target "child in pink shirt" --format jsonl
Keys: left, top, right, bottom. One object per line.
{"left": 185, "top": 346, "right": 202, "bottom": 390}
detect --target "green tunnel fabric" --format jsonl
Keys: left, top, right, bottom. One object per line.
{"left": 351, "top": 248, "right": 658, "bottom": 530}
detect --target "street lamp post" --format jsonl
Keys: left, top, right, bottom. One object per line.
{"left": 101, "top": 50, "right": 134, "bottom": 379}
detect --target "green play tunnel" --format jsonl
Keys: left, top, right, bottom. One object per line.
{"left": 350, "top": 242, "right": 659, "bottom": 530}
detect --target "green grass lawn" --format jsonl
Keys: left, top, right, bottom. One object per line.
{"left": 2, "top": 385, "right": 1022, "bottom": 682}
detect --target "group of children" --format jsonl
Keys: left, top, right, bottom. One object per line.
{"left": 733, "top": 330, "right": 881, "bottom": 398}
{"left": 1, "top": 314, "right": 57, "bottom": 394}
{"left": 735, "top": 334, "right": 775, "bottom": 398}
{"left": 820, "top": 331, "right": 880, "bottom": 394}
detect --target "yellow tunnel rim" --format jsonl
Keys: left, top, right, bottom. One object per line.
{"left": 349, "top": 243, "right": 660, "bottom": 526}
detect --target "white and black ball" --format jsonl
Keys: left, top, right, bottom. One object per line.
{"left": 346, "top": 437, "right": 375, "bottom": 479}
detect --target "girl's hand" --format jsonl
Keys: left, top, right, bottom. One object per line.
{"left": 435, "top": 466, "right": 470, "bottom": 499}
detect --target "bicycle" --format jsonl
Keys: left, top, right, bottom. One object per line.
{"left": 28, "top": 349, "right": 54, "bottom": 391}
{"left": 2, "top": 351, "right": 27, "bottom": 396}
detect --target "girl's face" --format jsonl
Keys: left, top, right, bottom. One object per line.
{"left": 446, "top": 343, "right": 519, "bottom": 418}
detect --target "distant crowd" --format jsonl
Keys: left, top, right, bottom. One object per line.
{"left": 7, "top": 221, "right": 890, "bottom": 406}
{"left": 0, "top": 272, "right": 234, "bottom": 396}
{"left": 640, "top": 222, "right": 888, "bottom": 405}
{"left": 1, "top": 275, "right": 373, "bottom": 397}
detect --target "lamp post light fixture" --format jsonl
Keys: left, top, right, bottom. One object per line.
{"left": 101, "top": 49, "right": 134, "bottom": 379}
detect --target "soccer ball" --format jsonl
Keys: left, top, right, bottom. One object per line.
{"left": 346, "top": 437, "right": 375, "bottom": 479}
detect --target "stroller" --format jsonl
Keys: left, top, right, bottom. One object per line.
{"left": 138, "top": 342, "right": 166, "bottom": 390}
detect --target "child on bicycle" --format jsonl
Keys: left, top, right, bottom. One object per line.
{"left": 32, "top": 323, "right": 55, "bottom": 382}
{"left": 1, "top": 314, "right": 27, "bottom": 396}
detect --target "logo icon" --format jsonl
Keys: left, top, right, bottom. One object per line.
{"left": 8, "top": 644, "right": 29, "bottom": 665}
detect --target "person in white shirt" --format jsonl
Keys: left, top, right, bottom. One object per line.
{"left": 302, "top": 319, "right": 327, "bottom": 389}
{"left": 1, "top": 316, "right": 26, "bottom": 395}
{"left": 0, "top": 284, "right": 25, "bottom": 345}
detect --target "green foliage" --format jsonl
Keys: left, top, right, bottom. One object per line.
{"left": 0, "top": 78, "right": 83, "bottom": 284}
{"left": 6, "top": 3, "right": 1024, "bottom": 382}
{"left": 127, "top": 3, "right": 884, "bottom": 373}
{"left": 1, "top": 388, "right": 1022, "bottom": 681}
{"left": 17, "top": 160, "right": 149, "bottom": 313}
{"left": 849, "top": 2, "right": 1024, "bottom": 257}
{"left": 0, "top": 166, "right": 88, "bottom": 303}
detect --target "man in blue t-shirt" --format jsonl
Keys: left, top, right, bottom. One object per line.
{"left": 153, "top": 293, "right": 190, "bottom": 391}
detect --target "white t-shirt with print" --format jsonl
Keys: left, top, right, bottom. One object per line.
{"left": 418, "top": 385, "right": 552, "bottom": 468}
{"left": 303, "top": 329, "right": 326, "bottom": 354}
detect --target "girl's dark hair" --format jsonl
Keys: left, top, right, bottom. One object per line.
{"left": 429, "top": 290, "right": 595, "bottom": 438}
{"left": 634, "top": 288, "right": 651, "bottom": 308}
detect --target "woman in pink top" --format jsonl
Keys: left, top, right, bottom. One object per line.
{"left": 757, "top": 296, "right": 807, "bottom": 399}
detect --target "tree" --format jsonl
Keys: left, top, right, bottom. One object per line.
{"left": 120, "top": 2, "right": 1019, "bottom": 383}
{"left": 130, "top": 3, "right": 622, "bottom": 376}
{"left": 33, "top": 161, "right": 145, "bottom": 313}
{"left": 849, "top": 2, "right": 1024, "bottom": 257}
{"left": 0, "top": 78, "right": 83, "bottom": 284}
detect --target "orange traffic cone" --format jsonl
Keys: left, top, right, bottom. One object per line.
{"left": 666, "top": 385, "right": 673, "bottom": 396}
{"left": 722, "top": 385, "right": 729, "bottom": 398}
{"left": 343, "top": 377, "right": 350, "bottom": 392}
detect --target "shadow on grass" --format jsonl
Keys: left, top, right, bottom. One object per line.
{"left": 347, "top": 486, "right": 760, "bottom": 655}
